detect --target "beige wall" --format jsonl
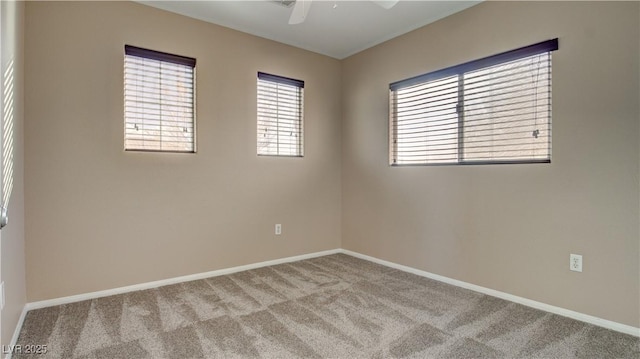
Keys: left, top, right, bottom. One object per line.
{"left": 24, "top": 1, "right": 342, "bottom": 301}
{"left": 1, "top": 0, "right": 26, "bottom": 348}
{"left": 21, "top": 0, "right": 640, "bottom": 331}
{"left": 342, "top": 1, "right": 639, "bottom": 327}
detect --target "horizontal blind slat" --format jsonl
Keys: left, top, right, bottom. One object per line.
{"left": 256, "top": 74, "right": 304, "bottom": 157}
{"left": 390, "top": 48, "right": 553, "bottom": 165}
{"left": 124, "top": 49, "right": 195, "bottom": 152}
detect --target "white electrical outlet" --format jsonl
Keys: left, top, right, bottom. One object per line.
{"left": 1, "top": 281, "right": 5, "bottom": 310}
{"left": 275, "top": 224, "right": 282, "bottom": 235}
{"left": 570, "top": 254, "right": 583, "bottom": 272}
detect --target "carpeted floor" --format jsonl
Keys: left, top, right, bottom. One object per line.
{"left": 14, "top": 253, "right": 640, "bottom": 358}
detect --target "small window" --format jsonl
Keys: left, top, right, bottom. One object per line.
{"left": 390, "top": 39, "right": 558, "bottom": 165}
{"left": 124, "top": 45, "right": 196, "bottom": 152}
{"left": 257, "top": 72, "right": 304, "bottom": 157}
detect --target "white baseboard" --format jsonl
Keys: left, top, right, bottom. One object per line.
{"left": 340, "top": 249, "right": 640, "bottom": 337}
{"left": 26, "top": 249, "right": 341, "bottom": 311}
{"left": 5, "top": 305, "right": 28, "bottom": 359}
{"left": 10, "top": 248, "right": 338, "bottom": 354}
{"left": 11, "top": 247, "right": 638, "bottom": 349}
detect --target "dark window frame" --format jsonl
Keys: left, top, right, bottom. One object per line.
{"left": 124, "top": 45, "right": 197, "bottom": 153}
{"left": 389, "top": 38, "right": 559, "bottom": 166}
{"left": 257, "top": 72, "right": 305, "bottom": 157}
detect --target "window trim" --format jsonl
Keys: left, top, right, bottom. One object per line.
{"left": 256, "top": 71, "right": 305, "bottom": 157}
{"left": 124, "top": 45, "right": 197, "bottom": 153}
{"left": 258, "top": 72, "right": 304, "bottom": 89}
{"left": 390, "top": 39, "right": 558, "bottom": 91}
{"left": 125, "top": 45, "right": 196, "bottom": 68}
{"left": 389, "top": 38, "right": 558, "bottom": 166}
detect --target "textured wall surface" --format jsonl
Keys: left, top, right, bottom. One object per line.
{"left": 21, "top": 0, "right": 640, "bottom": 332}
{"left": 1, "top": 0, "right": 26, "bottom": 348}
{"left": 341, "top": 1, "right": 639, "bottom": 327}
{"left": 24, "top": 1, "right": 342, "bottom": 301}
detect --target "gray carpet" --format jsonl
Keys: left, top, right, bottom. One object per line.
{"left": 14, "top": 254, "right": 640, "bottom": 358}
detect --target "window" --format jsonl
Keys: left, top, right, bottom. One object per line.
{"left": 390, "top": 39, "right": 558, "bottom": 165}
{"left": 257, "top": 72, "right": 304, "bottom": 157}
{"left": 124, "top": 45, "right": 196, "bottom": 152}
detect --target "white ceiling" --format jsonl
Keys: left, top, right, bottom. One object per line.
{"left": 137, "top": 0, "right": 481, "bottom": 59}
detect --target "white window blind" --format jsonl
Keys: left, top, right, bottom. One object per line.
{"left": 124, "top": 45, "right": 196, "bottom": 152}
{"left": 390, "top": 39, "right": 558, "bottom": 165}
{"left": 257, "top": 72, "right": 304, "bottom": 157}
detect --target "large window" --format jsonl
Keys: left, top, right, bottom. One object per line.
{"left": 124, "top": 45, "right": 196, "bottom": 152}
{"left": 257, "top": 72, "right": 304, "bottom": 157}
{"left": 390, "top": 39, "right": 558, "bottom": 165}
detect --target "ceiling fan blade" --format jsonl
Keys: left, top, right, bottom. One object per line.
{"left": 289, "top": 0, "right": 312, "bottom": 25}
{"left": 371, "top": 0, "right": 399, "bottom": 10}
